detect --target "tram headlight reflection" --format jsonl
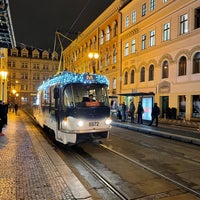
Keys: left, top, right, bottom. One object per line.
{"left": 77, "top": 120, "right": 84, "bottom": 127}
{"left": 105, "top": 117, "right": 112, "bottom": 125}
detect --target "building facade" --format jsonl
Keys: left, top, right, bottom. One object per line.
{"left": 7, "top": 45, "right": 59, "bottom": 106}
{"left": 63, "top": 0, "right": 200, "bottom": 121}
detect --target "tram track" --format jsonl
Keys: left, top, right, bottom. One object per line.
{"left": 69, "top": 149, "right": 130, "bottom": 200}
{"left": 99, "top": 143, "right": 200, "bottom": 198}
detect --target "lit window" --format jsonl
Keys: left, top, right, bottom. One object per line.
{"left": 163, "top": 23, "right": 170, "bottom": 41}
{"left": 180, "top": 14, "right": 188, "bottom": 35}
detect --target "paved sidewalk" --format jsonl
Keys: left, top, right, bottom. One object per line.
{"left": 112, "top": 118, "right": 200, "bottom": 146}
{"left": 0, "top": 112, "right": 92, "bottom": 200}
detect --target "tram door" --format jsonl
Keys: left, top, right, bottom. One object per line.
{"left": 161, "top": 96, "right": 169, "bottom": 118}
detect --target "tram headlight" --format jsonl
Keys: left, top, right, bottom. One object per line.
{"left": 105, "top": 117, "right": 112, "bottom": 125}
{"left": 77, "top": 120, "right": 84, "bottom": 127}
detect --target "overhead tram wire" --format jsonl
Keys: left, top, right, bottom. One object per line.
{"left": 52, "top": 0, "right": 91, "bottom": 74}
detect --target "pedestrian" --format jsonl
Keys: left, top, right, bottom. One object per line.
{"left": 14, "top": 103, "right": 18, "bottom": 115}
{"left": 121, "top": 102, "right": 127, "bottom": 122}
{"left": 0, "top": 100, "right": 5, "bottom": 136}
{"left": 149, "top": 103, "right": 160, "bottom": 127}
{"left": 3, "top": 102, "right": 8, "bottom": 126}
{"left": 137, "top": 101, "right": 144, "bottom": 124}
{"left": 129, "top": 101, "right": 135, "bottom": 123}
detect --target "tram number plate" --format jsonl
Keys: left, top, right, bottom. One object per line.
{"left": 89, "top": 121, "right": 99, "bottom": 126}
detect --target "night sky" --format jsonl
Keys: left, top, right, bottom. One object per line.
{"left": 9, "top": 0, "right": 114, "bottom": 51}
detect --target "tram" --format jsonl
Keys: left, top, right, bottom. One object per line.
{"left": 33, "top": 71, "right": 112, "bottom": 145}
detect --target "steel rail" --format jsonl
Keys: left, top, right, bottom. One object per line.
{"left": 101, "top": 144, "right": 200, "bottom": 198}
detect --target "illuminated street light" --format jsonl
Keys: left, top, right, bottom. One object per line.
{"left": 0, "top": 71, "right": 8, "bottom": 101}
{"left": 88, "top": 52, "right": 99, "bottom": 74}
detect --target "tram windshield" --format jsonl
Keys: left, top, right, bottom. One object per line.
{"left": 63, "top": 83, "right": 109, "bottom": 107}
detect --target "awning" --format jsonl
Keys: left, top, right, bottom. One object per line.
{"left": 0, "top": 0, "right": 16, "bottom": 48}
{"left": 117, "top": 92, "right": 155, "bottom": 96}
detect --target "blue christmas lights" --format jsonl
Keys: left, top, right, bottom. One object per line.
{"left": 38, "top": 71, "right": 109, "bottom": 91}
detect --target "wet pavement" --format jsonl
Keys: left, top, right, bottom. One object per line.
{"left": 0, "top": 111, "right": 92, "bottom": 200}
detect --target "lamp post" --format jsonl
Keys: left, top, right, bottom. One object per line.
{"left": 88, "top": 52, "right": 99, "bottom": 74}
{"left": 0, "top": 71, "right": 8, "bottom": 102}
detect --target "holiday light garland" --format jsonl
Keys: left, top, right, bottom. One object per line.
{"left": 38, "top": 71, "right": 109, "bottom": 91}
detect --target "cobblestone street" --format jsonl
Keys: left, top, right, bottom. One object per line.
{"left": 0, "top": 111, "right": 91, "bottom": 200}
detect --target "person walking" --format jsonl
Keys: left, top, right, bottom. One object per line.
{"left": 149, "top": 103, "right": 160, "bottom": 127}
{"left": 129, "top": 101, "right": 135, "bottom": 123}
{"left": 0, "top": 100, "right": 5, "bottom": 136}
{"left": 14, "top": 103, "right": 18, "bottom": 115}
{"left": 121, "top": 102, "right": 127, "bottom": 122}
{"left": 137, "top": 101, "right": 144, "bottom": 124}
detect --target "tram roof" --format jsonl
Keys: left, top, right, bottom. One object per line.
{"left": 38, "top": 71, "right": 109, "bottom": 91}
{"left": 0, "top": 0, "right": 16, "bottom": 48}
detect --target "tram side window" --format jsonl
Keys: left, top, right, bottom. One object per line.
{"left": 50, "top": 87, "right": 55, "bottom": 107}
{"left": 41, "top": 89, "right": 50, "bottom": 106}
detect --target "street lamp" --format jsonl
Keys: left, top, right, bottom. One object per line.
{"left": 88, "top": 52, "right": 99, "bottom": 74}
{"left": 0, "top": 71, "right": 8, "bottom": 101}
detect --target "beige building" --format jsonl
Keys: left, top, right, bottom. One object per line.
{"left": 62, "top": 0, "right": 200, "bottom": 121}
{"left": 7, "top": 45, "right": 59, "bottom": 106}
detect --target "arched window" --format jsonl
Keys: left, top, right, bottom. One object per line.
{"left": 106, "top": 53, "right": 110, "bottom": 66}
{"left": 193, "top": 52, "right": 200, "bottom": 74}
{"left": 140, "top": 67, "right": 145, "bottom": 82}
{"left": 124, "top": 71, "right": 128, "bottom": 85}
{"left": 178, "top": 56, "right": 187, "bottom": 76}
{"left": 113, "top": 49, "right": 117, "bottom": 64}
{"left": 113, "top": 21, "right": 118, "bottom": 37}
{"left": 162, "top": 60, "right": 169, "bottom": 78}
{"left": 99, "top": 31, "right": 104, "bottom": 45}
{"left": 106, "top": 26, "right": 110, "bottom": 41}
{"left": 149, "top": 64, "right": 154, "bottom": 81}
{"left": 130, "top": 69, "right": 134, "bottom": 83}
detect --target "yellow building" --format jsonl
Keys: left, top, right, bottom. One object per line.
{"left": 63, "top": 0, "right": 200, "bottom": 121}
{"left": 7, "top": 45, "right": 59, "bottom": 106}
{"left": 120, "top": 0, "right": 200, "bottom": 120}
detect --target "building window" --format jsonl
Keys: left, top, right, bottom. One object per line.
{"left": 124, "top": 71, "right": 128, "bottom": 85}
{"left": 33, "top": 63, "right": 40, "bottom": 69}
{"left": 105, "top": 53, "right": 110, "bottom": 66}
{"left": 150, "top": 30, "right": 155, "bottom": 47}
{"left": 113, "top": 21, "right": 118, "bottom": 37}
{"left": 141, "top": 34, "right": 146, "bottom": 50}
{"left": 124, "top": 42, "right": 129, "bottom": 56}
{"left": 149, "top": 64, "right": 154, "bottom": 81}
{"left": 163, "top": 23, "right": 170, "bottom": 41}
{"left": 131, "top": 40, "right": 136, "bottom": 53}
{"left": 130, "top": 69, "right": 135, "bottom": 84}
{"left": 113, "top": 49, "right": 117, "bottom": 64}
{"left": 21, "top": 62, "right": 28, "bottom": 68}
{"left": 150, "top": 0, "right": 155, "bottom": 11}
{"left": 192, "top": 95, "right": 200, "bottom": 118}
{"left": 43, "top": 64, "right": 49, "bottom": 70}
{"left": 132, "top": 11, "right": 136, "bottom": 23}
{"left": 180, "top": 14, "right": 188, "bottom": 35}
{"left": 99, "top": 31, "right": 104, "bottom": 45}
{"left": 21, "top": 73, "right": 28, "bottom": 79}
{"left": 140, "top": 67, "right": 145, "bottom": 82}
{"left": 178, "top": 56, "right": 187, "bottom": 76}
{"left": 162, "top": 60, "right": 169, "bottom": 78}
{"left": 106, "top": 26, "right": 110, "bottom": 41}
{"left": 193, "top": 52, "right": 200, "bottom": 74}
{"left": 125, "top": 16, "right": 129, "bottom": 27}
{"left": 142, "top": 3, "right": 146, "bottom": 16}
{"left": 195, "top": 7, "right": 200, "bottom": 29}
